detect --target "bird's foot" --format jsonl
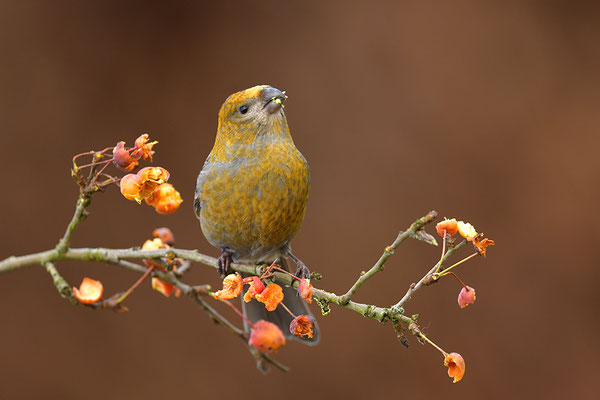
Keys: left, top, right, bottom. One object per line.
{"left": 288, "top": 252, "right": 311, "bottom": 280}
{"left": 217, "top": 249, "right": 234, "bottom": 277}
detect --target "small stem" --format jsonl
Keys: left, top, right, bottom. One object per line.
{"left": 393, "top": 240, "right": 467, "bottom": 309}
{"left": 75, "top": 158, "right": 113, "bottom": 170}
{"left": 192, "top": 295, "right": 245, "bottom": 337}
{"left": 279, "top": 302, "right": 296, "bottom": 318}
{"left": 72, "top": 151, "right": 95, "bottom": 165}
{"left": 191, "top": 284, "right": 211, "bottom": 295}
{"left": 438, "top": 253, "right": 478, "bottom": 276}
{"left": 117, "top": 266, "right": 154, "bottom": 303}
{"left": 173, "top": 260, "right": 192, "bottom": 277}
{"left": 86, "top": 152, "right": 100, "bottom": 182}
{"left": 269, "top": 265, "right": 300, "bottom": 281}
{"left": 259, "top": 260, "right": 282, "bottom": 279}
{"left": 253, "top": 349, "right": 291, "bottom": 373}
{"left": 218, "top": 298, "right": 254, "bottom": 328}
{"left": 445, "top": 271, "right": 468, "bottom": 289}
{"left": 93, "top": 159, "right": 113, "bottom": 180}
{"left": 418, "top": 331, "right": 448, "bottom": 357}
{"left": 435, "top": 231, "right": 447, "bottom": 273}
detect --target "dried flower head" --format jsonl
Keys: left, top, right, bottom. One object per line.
{"left": 112, "top": 141, "right": 139, "bottom": 171}
{"left": 145, "top": 183, "right": 183, "bottom": 215}
{"left": 255, "top": 283, "right": 284, "bottom": 311}
{"left": 298, "top": 278, "right": 313, "bottom": 304}
{"left": 444, "top": 352, "right": 466, "bottom": 383}
{"left": 457, "top": 221, "right": 477, "bottom": 241}
{"left": 458, "top": 286, "right": 476, "bottom": 308}
{"left": 73, "top": 277, "right": 104, "bottom": 304}
{"left": 290, "top": 315, "right": 315, "bottom": 339}
{"left": 248, "top": 320, "right": 286, "bottom": 353}
{"left": 132, "top": 134, "right": 157, "bottom": 161}
{"left": 436, "top": 218, "right": 458, "bottom": 237}
{"left": 472, "top": 234, "right": 495, "bottom": 257}
{"left": 213, "top": 273, "right": 243, "bottom": 300}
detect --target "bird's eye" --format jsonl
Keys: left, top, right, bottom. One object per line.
{"left": 239, "top": 105, "right": 249, "bottom": 115}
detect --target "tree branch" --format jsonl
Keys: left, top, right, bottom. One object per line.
{"left": 339, "top": 211, "right": 438, "bottom": 305}
{"left": 392, "top": 239, "right": 467, "bottom": 311}
{"left": 0, "top": 210, "right": 471, "bottom": 374}
{"left": 44, "top": 261, "right": 76, "bottom": 304}
{"left": 55, "top": 193, "right": 91, "bottom": 254}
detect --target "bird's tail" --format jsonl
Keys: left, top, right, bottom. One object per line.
{"left": 241, "top": 261, "right": 319, "bottom": 345}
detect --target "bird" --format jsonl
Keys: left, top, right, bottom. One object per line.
{"left": 194, "top": 85, "right": 318, "bottom": 344}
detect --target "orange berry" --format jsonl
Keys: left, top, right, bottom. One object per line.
{"left": 137, "top": 166, "right": 170, "bottom": 198}
{"left": 444, "top": 352, "right": 466, "bottom": 383}
{"left": 290, "top": 315, "right": 315, "bottom": 339}
{"left": 436, "top": 218, "right": 458, "bottom": 236}
{"left": 145, "top": 183, "right": 182, "bottom": 215}
{"left": 142, "top": 237, "right": 168, "bottom": 251}
{"left": 297, "top": 278, "right": 313, "bottom": 304}
{"left": 458, "top": 286, "right": 476, "bottom": 308}
{"left": 255, "top": 283, "right": 284, "bottom": 311}
{"left": 137, "top": 166, "right": 169, "bottom": 183}
{"left": 248, "top": 320, "right": 286, "bottom": 353}
{"left": 242, "top": 276, "right": 265, "bottom": 302}
{"left": 73, "top": 277, "right": 104, "bottom": 304}
{"left": 120, "top": 174, "right": 143, "bottom": 203}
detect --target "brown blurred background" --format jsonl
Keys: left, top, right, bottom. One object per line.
{"left": 0, "top": 0, "right": 598, "bottom": 399}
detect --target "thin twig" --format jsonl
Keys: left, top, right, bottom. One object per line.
{"left": 116, "top": 265, "right": 154, "bottom": 303}
{"left": 393, "top": 240, "right": 467, "bottom": 310}
{"left": 55, "top": 193, "right": 91, "bottom": 254}
{"left": 438, "top": 253, "right": 478, "bottom": 276}
{"left": 339, "top": 210, "right": 438, "bottom": 305}
{"left": 44, "top": 261, "right": 76, "bottom": 304}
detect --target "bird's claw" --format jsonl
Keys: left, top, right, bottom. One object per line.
{"left": 217, "top": 249, "right": 233, "bottom": 277}
{"left": 288, "top": 251, "right": 310, "bottom": 279}
{"left": 294, "top": 262, "right": 311, "bottom": 280}
{"left": 288, "top": 252, "right": 311, "bottom": 280}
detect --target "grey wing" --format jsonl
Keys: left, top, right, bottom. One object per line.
{"left": 193, "top": 156, "right": 212, "bottom": 218}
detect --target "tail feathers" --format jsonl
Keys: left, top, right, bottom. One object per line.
{"left": 242, "top": 284, "right": 320, "bottom": 346}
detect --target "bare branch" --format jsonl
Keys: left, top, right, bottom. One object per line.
{"left": 393, "top": 240, "right": 467, "bottom": 310}
{"left": 44, "top": 261, "right": 76, "bottom": 304}
{"left": 339, "top": 210, "right": 438, "bottom": 305}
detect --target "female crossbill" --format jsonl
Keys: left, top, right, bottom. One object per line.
{"left": 194, "top": 85, "right": 317, "bottom": 344}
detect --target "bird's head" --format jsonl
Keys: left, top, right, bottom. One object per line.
{"left": 215, "top": 85, "right": 291, "bottom": 148}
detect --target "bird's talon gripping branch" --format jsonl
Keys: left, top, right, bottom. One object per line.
{"left": 217, "top": 249, "right": 234, "bottom": 277}
{"left": 289, "top": 253, "right": 311, "bottom": 280}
